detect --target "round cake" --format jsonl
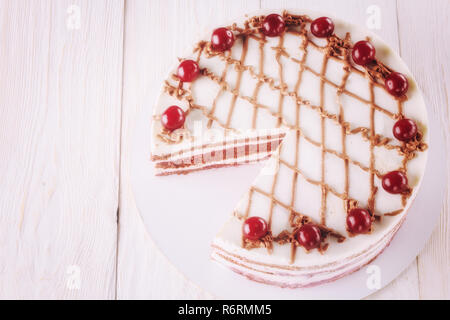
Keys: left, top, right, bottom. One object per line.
{"left": 150, "top": 10, "right": 428, "bottom": 288}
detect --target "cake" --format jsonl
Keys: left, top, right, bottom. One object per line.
{"left": 150, "top": 10, "right": 428, "bottom": 288}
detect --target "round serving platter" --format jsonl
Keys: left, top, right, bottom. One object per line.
{"left": 130, "top": 10, "right": 446, "bottom": 299}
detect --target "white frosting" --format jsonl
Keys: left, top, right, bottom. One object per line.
{"left": 151, "top": 9, "right": 429, "bottom": 286}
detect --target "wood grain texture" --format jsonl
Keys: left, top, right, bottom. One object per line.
{"left": 117, "top": 0, "right": 448, "bottom": 299}
{"left": 0, "top": 0, "right": 447, "bottom": 299}
{"left": 396, "top": 0, "right": 450, "bottom": 299}
{"left": 0, "top": 0, "right": 123, "bottom": 298}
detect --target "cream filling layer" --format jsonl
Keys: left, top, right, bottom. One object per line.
{"left": 155, "top": 150, "right": 272, "bottom": 175}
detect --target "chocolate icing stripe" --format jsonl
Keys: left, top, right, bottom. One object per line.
{"left": 279, "top": 159, "right": 348, "bottom": 201}
{"left": 226, "top": 36, "right": 249, "bottom": 127}
{"left": 288, "top": 24, "right": 308, "bottom": 264}
{"left": 268, "top": 33, "right": 286, "bottom": 228}
{"left": 368, "top": 82, "right": 377, "bottom": 214}
{"left": 243, "top": 188, "right": 254, "bottom": 219}
{"left": 207, "top": 50, "right": 232, "bottom": 129}
{"left": 319, "top": 40, "right": 330, "bottom": 226}
{"left": 267, "top": 146, "right": 281, "bottom": 249}
{"left": 325, "top": 145, "right": 384, "bottom": 178}
{"left": 251, "top": 34, "right": 266, "bottom": 129}
{"left": 242, "top": 33, "right": 267, "bottom": 228}
{"left": 289, "top": 132, "right": 301, "bottom": 264}
{"left": 384, "top": 209, "right": 403, "bottom": 216}
{"left": 338, "top": 34, "right": 353, "bottom": 232}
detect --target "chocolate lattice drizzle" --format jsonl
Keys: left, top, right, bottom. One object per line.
{"left": 156, "top": 11, "right": 427, "bottom": 263}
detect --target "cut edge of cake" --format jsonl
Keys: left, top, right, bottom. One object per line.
{"left": 149, "top": 9, "right": 429, "bottom": 289}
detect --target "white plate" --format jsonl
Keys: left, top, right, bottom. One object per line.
{"left": 130, "top": 11, "right": 446, "bottom": 299}
{"left": 131, "top": 102, "right": 445, "bottom": 300}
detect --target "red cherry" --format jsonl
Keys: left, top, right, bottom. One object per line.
{"left": 243, "top": 217, "right": 268, "bottom": 240}
{"left": 211, "top": 27, "right": 235, "bottom": 52}
{"left": 347, "top": 208, "right": 372, "bottom": 234}
{"left": 385, "top": 72, "right": 409, "bottom": 97}
{"left": 352, "top": 40, "right": 376, "bottom": 66}
{"left": 296, "top": 224, "right": 322, "bottom": 250}
{"left": 262, "top": 14, "right": 285, "bottom": 37}
{"left": 161, "top": 105, "right": 185, "bottom": 131}
{"left": 177, "top": 60, "right": 200, "bottom": 82}
{"left": 382, "top": 171, "right": 409, "bottom": 194}
{"left": 310, "top": 17, "right": 334, "bottom": 38}
{"left": 393, "top": 118, "right": 417, "bottom": 141}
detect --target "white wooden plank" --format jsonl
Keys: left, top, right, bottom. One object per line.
{"left": 397, "top": 0, "right": 450, "bottom": 300}
{"left": 0, "top": 0, "right": 123, "bottom": 298}
{"left": 118, "top": 0, "right": 259, "bottom": 299}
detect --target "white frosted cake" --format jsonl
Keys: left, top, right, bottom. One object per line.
{"left": 150, "top": 10, "right": 428, "bottom": 288}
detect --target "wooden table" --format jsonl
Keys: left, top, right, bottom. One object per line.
{"left": 0, "top": 0, "right": 448, "bottom": 299}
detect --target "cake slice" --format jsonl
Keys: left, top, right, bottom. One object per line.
{"left": 150, "top": 10, "right": 428, "bottom": 287}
